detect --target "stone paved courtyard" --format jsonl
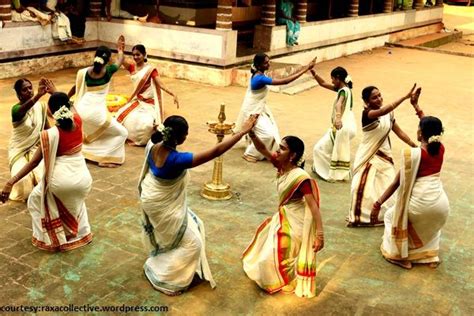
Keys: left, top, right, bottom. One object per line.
{"left": 0, "top": 44, "right": 473, "bottom": 315}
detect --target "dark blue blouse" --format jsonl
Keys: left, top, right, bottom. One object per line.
{"left": 148, "top": 149, "right": 193, "bottom": 179}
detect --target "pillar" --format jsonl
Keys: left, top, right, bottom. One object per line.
{"left": 261, "top": 0, "right": 276, "bottom": 26}
{"left": 0, "top": 0, "right": 11, "bottom": 22}
{"left": 296, "top": 0, "right": 308, "bottom": 23}
{"left": 90, "top": 0, "right": 101, "bottom": 17}
{"left": 216, "top": 0, "right": 233, "bottom": 30}
{"left": 414, "top": 0, "right": 424, "bottom": 9}
{"left": 384, "top": 0, "right": 394, "bottom": 12}
{"left": 348, "top": 0, "right": 359, "bottom": 17}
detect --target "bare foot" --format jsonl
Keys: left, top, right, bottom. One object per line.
{"left": 138, "top": 14, "right": 148, "bottom": 23}
{"left": 98, "top": 162, "right": 121, "bottom": 168}
{"left": 428, "top": 261, "right": 440, "bottom": 269}
{"left": 242, "top": 155, "right": 258, "bottom": 163}
{"left": 385, "top": 258, "right": 412, "bottom": 269}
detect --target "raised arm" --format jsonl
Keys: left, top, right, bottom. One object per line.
{"left": 271, "top": 57, "right": 316, "bottom": 86}
{"left": 1, "top": 147, "right": 43, "bottom": 203}
{"left": 367, "top": 84, "right": 417, "bottom": 120}
{"left": 68, "top": 85, "right": 76, "bottom": 98}
{"left": 152, "top": 75, "right": 179, "bottom": 109}
{"left": 392, "top": 122, "right": 417, "bottom": 147}
{"left": 15, "top": 82, "right": 48, "bottom": 121}
{"left": 304, "top": 191, "right": 324, "bottom": 252}
{"left": 410, "top": 87, "right": 425, "bottom": 119}
{"left": 309, "top": 69, "right": 335, "bottom": 91}
{"left": 121, "top": 58, "right": 132, "bottom": 72}
{"left": 113, "top": 35, "right": 125, "bottom": 68}
{"left": 248, "top": 130, "right": 273, "bottom": 161}
{"left": 191, "top": 115, "right": 258, "bottom": 167}
{"left": 41, "top": 78, "right": 57, "bottom": 95}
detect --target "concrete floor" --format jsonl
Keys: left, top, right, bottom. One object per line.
{"left": 438, "top": 4, "right": 474, "bottom": 55}
{"left": 0, "top": 16, "right": 473, "bottom": 316}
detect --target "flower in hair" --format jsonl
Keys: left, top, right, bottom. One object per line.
{"left": 157, "top": 123, "right": 173, "bottom": 142}
{"left": 428, "top": 135, "right": 442, "bottom": 144}
{"left": 52, "top": 105, "right": 74, "bottom": 121}
{"left": 94, "top": 56, "right": 105, "bottom": 65}
{"left": 296, "top": 154, "right": 305, "bottom": 167}
{"left": 344, "top": 75, "right": 352, "bottom": 84}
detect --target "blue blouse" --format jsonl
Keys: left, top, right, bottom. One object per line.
{"left": 148, "top": 149, "right": 194, "bottom": 179}
{"left": 251, "top": 74, "right": 273, "bottom": 90}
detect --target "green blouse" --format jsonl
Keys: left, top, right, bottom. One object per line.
{"left": 85, "top": 64, "right": 119, "bottom": 87}
{"left": 11, "top": 103, "right": 22, "bottom": 122}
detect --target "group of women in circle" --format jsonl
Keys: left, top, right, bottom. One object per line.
{"left": 0, "top": 39, "right": 449, "bottom": 298}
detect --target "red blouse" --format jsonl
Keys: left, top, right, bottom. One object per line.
{"left": 57, "top": 113, "right": 83, "bottom": 156}
{"left": 417, "top": 144, "right": 444, "bottom": 177}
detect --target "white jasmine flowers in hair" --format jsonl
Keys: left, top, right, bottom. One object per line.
{"left": 157, "top": 123, "right": 165, "bottom": 133}
{"left": 94, "top": 56, "right": 105, "bottom": 64}
{"left": 157, "top": 123, "right": 172, "bottom": 142}
{"left": 53, "top": 105, "right": 74, "bottom": 121}
{"left": 344, "top": 75, "right": 352, "bottom": 84}
{"left": 297, "top": 154, "right": 305, "bottom": 167}
{"left": 428, "top": 135, "right": 442, "bottom": 144}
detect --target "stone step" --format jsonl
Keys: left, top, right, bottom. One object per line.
{"left": 396, "top": 30, "right": 463, "bottom": 48}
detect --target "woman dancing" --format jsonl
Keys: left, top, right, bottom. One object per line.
{"left": 1, "top": 92, "right": 93, "bottom": 252}
{"left": 117, "top": 44, "right": 179, "bottom": 146}
{"left": 8, "top": 78, "right": 53, "bottom": 201}
{"left": 139, "top": 115, "right": 257, "bottom": 295}
{"left": 69, "top": 36, "right": 128, "bottom": 167}
{"left": 376, "top": 90, "right": 449, "bottom": 269}
{"left": 347, "top": 84, "right": 418, "bottom": 227}
{"left": 242, "top": 131, "right": 324, "bottom": 298}
{"left": 311, "top": 66, "right": 356, "bottom": 182}
{"left": 235, "top": 53, "right": 315, "bottom": 162}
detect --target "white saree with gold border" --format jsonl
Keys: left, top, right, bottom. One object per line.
{"left": 235, "top": 81, "right": 280, "bottom": 160}
{"left": 116, "top": 65, "right": 162, "bottom": 146}
{"left": 348, "top": 112, "right": 396, "bottom": 226}
{"left": 242, "top": 167, "right": 320, "bottom": 298}
{"left": 381, "top": 147, "right": 449, "bottom": 263}
{"left": 27, "top": 127, "right": 93, "bottom": 252}
{"left": 138, "top": 142, "right": 216, "bottom": 294}
{"left": 313, "top": 87, "right": 356, "bottom": 181}
{"left": 8, "top": 101, "right": 47, "bottom": 201}
{"left": 74, "top": 68, "right": 128, "bottom": 164}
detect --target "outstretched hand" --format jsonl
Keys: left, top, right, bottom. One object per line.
{"left": 40, "top": 78, "right": 57, "bottom": 95}
{"left": 410, "top": 87, "right": 422, "bottom": 107}
{"left": 37, "top": 80, "right": 48, "bottom": 97}
{"left": 307, "top": 57, "right": 317, "bottom": 70}
{"left": 241, "top": 114, "right": 259, "bottom": 134}
{"left": 404, "top": 83, "right": 417, "bottom": 100}
{"left": 117, "top": 35, "right": 125, "bottom": 52}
